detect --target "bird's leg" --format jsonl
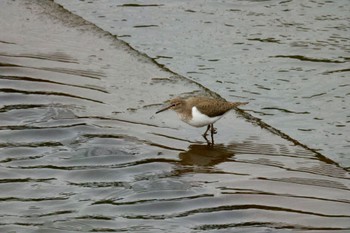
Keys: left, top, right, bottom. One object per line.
{"left": 202, "top": 125, "right": 211, "bottom": 145}
{"left": 202, "top": 125, "right": 210, "bottom": 137}
{"left": 210, "top": 124, "right": 215, "bottom": 145}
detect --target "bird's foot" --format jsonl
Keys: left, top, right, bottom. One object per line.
{"left": 203, "top": 133, "right": 214, "bottom": 145}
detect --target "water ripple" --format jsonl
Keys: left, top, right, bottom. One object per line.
{"left": 1, "top": 1, "right": 349, "bottom": 232}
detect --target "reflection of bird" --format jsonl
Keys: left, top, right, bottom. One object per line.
{"left": 156, "top": 96, "right": 248, "bottom": 144}
{"left": 179, "top": 144, "right": 234, "bottom": 166}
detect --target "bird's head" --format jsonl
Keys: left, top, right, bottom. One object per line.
{"left": 156, "top": 98, "right": 185, "bottom": 114}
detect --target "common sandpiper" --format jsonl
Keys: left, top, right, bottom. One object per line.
{"left": 156, "top": 96, "right": 248, "bottom": 144}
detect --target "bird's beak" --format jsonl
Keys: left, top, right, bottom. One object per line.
{"left": 155, "top": 104, "right": 173, "bottom": 114}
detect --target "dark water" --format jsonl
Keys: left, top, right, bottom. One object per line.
{"left": 55, "top": 0, "right": 350, "bottom": 167}
{"left": 0, "top": 1, "right": 350, "bottom": 232}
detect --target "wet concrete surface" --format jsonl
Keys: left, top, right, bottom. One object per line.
{"left": 0, "top": 1, "right": 350, "bottom": 232}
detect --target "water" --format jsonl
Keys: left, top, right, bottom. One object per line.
{"left": 55, "top": 0, "right": 350, "bottom": 167}
{"left": 0, "top": 1, "right": 350, "bottom": 232}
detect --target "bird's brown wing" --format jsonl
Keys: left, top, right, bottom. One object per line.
{"left": 193, "top": 98, "right": 234, "bottom": 118}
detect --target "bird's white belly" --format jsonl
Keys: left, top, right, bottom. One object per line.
{"left": 185, "top": 106, "right": 222, "bottom": 127}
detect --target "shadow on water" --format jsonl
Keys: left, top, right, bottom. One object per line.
{"left": 179, "top": 143, "right": 234, "bottom": 166}
{"left": 0, "top": 1, "right": 349, "bottom": 233}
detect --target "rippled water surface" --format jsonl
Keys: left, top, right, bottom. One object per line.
{"left": 0, "top": 1, "right": 350, "bottom": 233}
{"left": 55, "top": 0, "right": 350, "bottom": 166}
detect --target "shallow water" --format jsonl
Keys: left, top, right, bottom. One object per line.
{"left": 0, "top": 1, "right": 350, "bottom": 233}
{"left": 55, "top": 0, "right": 350, "bottom": 167}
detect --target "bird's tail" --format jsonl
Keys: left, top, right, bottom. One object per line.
{"left": 230, "top": 102, "right": 248, "bottom": 108}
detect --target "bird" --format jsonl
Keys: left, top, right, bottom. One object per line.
{"left": 156, "top": 96, "right": 248, "bottom": 144}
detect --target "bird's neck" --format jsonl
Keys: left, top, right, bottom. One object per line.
{"left": 175, "top": 101, "right": 192, "bottom": 121}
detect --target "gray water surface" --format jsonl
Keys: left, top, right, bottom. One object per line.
{"left": 0, "top": 1, "right": 350, "bottom": 232}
